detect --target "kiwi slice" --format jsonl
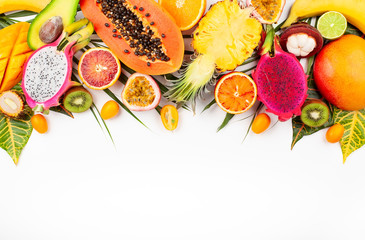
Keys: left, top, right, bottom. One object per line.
{"left": 63, "top": 87, "right": 93, "bottom": 113}
{"left": 301, "top": 100, "right": 330, "bottom": 127}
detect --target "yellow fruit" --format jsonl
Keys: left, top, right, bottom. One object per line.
{"left": 282, "top": 0, "right": 365, "bottom": 34}
{"left": 31, "top": 114, "right": 48, "bottom": 134}
{"left": 0, "top": 0, "right": 50, "bottom": 14}
{"left": 101, "top": 100, "right": 119, "bottom": 120}
{"left": 166, "top": 0, "right": 262, "bottom": 106}
{"left": 0, "top": 22, "right": 33, "bottom": 92}
{"left": 193, "top": 0, "right": 262, "bottom": 71}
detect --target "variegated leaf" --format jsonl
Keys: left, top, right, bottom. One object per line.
{"left": 0, "top": 113, "right": 33, "bottom": 165}
{"left": 333, "top": 107, "right": 365, "bottom": 163}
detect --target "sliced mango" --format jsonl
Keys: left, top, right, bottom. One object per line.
{"left": 0, "top": 22, "right": 33, "bottom": 92}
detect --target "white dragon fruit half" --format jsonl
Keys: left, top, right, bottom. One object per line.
{"left": 22, "top": 19, "right": 93, "bottom": 113}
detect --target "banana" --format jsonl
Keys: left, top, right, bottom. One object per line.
{"left": 0, "top": 0, "right": 51, "bottom": 14}
{"left": 282, "top": 0, "right": 365, "bottom": 34}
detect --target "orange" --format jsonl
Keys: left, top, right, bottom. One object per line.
{"left": 101, "top": 100, "right": 120, "bottom": 120}
{"left": 314, "top": 34, "right": 365, "bottom": 111}
{"left": 251, "top": 113, "right": 271, "bottom": 134}
{"left": 158, "top": 0, "right": 206, "bottom": 31}
{"left": 78, "top": 47, "right": 121, "bottom": 90}
{"left": 326, "top": 123, "right": 345, "bottom": 143}
{"left": 214, "top": 72, "right": 257, "bottom": 114}
{"left": 31, "top": 114, "right": 48, "bottom": 134}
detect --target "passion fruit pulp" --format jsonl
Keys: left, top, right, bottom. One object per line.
{"left": 246, "top": 0, "right": 285, "bottom": 24}
{"left": 121, "top": 73, "right": 161, "bottom": 111}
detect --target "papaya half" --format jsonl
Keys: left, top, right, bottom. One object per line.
{"left": 80, "top": 0, "right": 184, "bottom": 75}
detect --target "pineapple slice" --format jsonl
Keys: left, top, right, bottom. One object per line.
{"left": 166, "top": 0, "right": 262, "bottom": 107}
{"left": 193, "top": 0, "right": 262, "bottom": 71}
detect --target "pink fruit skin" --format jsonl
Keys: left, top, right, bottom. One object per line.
{"left": 21, "top": 34, "right": 77, "bottom": 111}
{"left": 252, "top": 38, "right": 308, "bottom": 122}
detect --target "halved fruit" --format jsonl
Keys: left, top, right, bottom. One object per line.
{"left": 158, "top": 0, "right": 206, "bottom": 31}
{"left": 0, "top": 90, "right": 24, "bottom": 118}
{"left": 121, "top": 73, "right": 161, "bottom": 111}
{"left": 80, "top": 0, "right": 184, "bottom": 75}
{"left": 160, "top": 105, "right": 178, "bottom": 131}
{"left": 78, "top": 47, "right": 121, "bottom": 90}
{"left": 214, "top": 72, "right": 257, "bottom": 114}
{"left": 246, "top": 0, "right": 285, "bottom": 24}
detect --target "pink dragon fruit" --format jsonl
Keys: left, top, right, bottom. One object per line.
{"left": 22, "top": 18, "right": 93, "bottom": 113}
{"left": 252, "top": 26, "right": 308, "bottom": 121}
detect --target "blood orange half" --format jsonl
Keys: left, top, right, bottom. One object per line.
{"left": 78, "top": 47, "right": 121, "bottom": 90}
{"left": 214, "top": 72, "right": 257, "bottom": 114}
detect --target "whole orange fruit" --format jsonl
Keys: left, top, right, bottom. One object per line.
{"left": 314, "top": 34, "right": 365, "bottom": 111}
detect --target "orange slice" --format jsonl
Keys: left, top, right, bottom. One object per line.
{"left": 158, "top": 0, "right": 206, "bottom": 31}
{"left": 78, "top": 47, "right": 121, "bottom": 90}
{"left": 214, "top": 72, "right": 257, "bottom": 114}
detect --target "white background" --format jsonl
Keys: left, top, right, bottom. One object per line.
{"left": 1, "top": 0, "right": 365, "bottom": 239}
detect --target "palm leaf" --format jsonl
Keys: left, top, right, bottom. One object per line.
{"left": 217, "top": 113, "right": 234, "bottom": 132}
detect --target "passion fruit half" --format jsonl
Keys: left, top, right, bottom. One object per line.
{"left": 121, "top": 73, "right": 161, "bottom": 111}
{"left": 246, "top": 0, "right": 285, "bottom": 24}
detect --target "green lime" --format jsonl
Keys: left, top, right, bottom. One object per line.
{"left": 317, "top": 11, "right": 347, "bottom": 40}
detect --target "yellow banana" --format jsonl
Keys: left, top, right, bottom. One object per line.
{"left": 0, "top": 0, "right": 51, "bottom": 14}
{"left": 282, "top": 0, "right": 365, "bottom": 34}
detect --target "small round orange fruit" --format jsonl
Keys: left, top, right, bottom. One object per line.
{"left": 326, "top": 123, "right": 345, "bottom": 143}
{"left": 314, "top": 35, "right": 365, "bottom": 110}
{"left": 31, "top": 114, "right": 48, "bottom": 134}
{"left": 161, "top": 105, "right": 178, "bottom": 131}
{"left": 101, "top": 100, "right": 119, "bottom": 120}
{"left": 251, "top": 113, "right": 271, "bottom": 134}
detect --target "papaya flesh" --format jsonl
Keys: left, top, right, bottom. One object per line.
{"left": 80, "top": 0, "right": 184, "bottom": 75}
{"left": 0, "top": 22, "right": 33, "bottom": 92}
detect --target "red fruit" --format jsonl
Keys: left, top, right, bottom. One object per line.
{"left": 252, "top": 30, "right": 308, "bottom": 122}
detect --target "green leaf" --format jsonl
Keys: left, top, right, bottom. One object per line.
{"left": 202, "top": 99, "right": 216, "bottom": 113}
{"left": 291, "top": 55, "right": 335, "bottom": 149}
{"left": 217, "top": 113, "right": 234, "bottom": 132}
{"left": 242, "top": 103, "right": 263, "bottom": 142}
{"left": 345, "top": 23, "right": 363, "bottom": 37}
{"left": 0, "top": 113, "right": 33, "bottom": 165}
{"left": 90, "top": 103, "right": 115, "bottom": 146}
{"left": 333, "top": 108, "right": 365, "bottom": 163}
{"left": 5, "top": 10, "right": 37, "bottom": 18}
{"left": 50, "top": 105, "right": 74, "bottom": 118}
{"left": 103, "top": 89, "right": 149, "bottom": 129}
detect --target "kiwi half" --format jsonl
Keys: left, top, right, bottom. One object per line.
{"left": 63, "top": 87, "right": 93, "bottom": 113}
{"left": 301, "top": 100, "right": 330, "bottom": 127}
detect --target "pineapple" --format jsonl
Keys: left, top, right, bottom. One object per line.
{"left": 166, "top": 0, "right": 262, "bottom": 109}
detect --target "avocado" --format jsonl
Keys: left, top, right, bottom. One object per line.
{"left": 27, "top": 0, "right": 79, "bottom": 50}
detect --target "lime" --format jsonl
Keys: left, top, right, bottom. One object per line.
{"left": 317, "top": 11, "right": 347, "bottom": 40}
